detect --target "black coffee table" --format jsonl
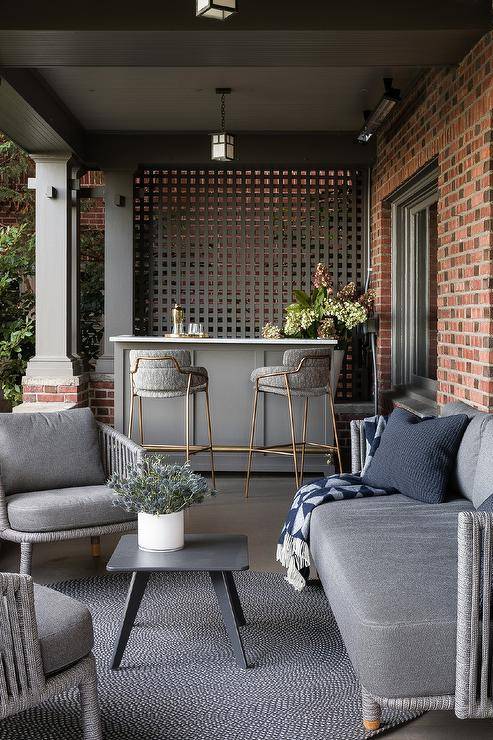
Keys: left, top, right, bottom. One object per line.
{"left": 107, "top": 533, "right": 249, "bottom": 669}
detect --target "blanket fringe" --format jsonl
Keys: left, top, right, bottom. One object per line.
{"left": 276, "top": 533, "right": 311, "bottom": 591}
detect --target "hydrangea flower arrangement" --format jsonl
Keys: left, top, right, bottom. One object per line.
{"left": 262, "top": 263, "right": 375, "bottom": 346}
{"left": 109, "top": 455, "right": 216, "bottom": 516}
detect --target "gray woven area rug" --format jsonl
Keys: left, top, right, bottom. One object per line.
{"left": 0, "top": 571, "right": 422, "bottom": 740}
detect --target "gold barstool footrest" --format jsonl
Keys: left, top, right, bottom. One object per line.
{"left": 243, "top": 351, "right": 343, "bottom": 498}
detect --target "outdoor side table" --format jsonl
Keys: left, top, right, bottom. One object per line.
{"left": 107, "top": 533, "right": 250, "bottom": 669}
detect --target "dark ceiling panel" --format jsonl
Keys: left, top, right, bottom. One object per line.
{"left": 0, "top": 0, "right": 490, "bottom": 31}
{"left": 38, "top": 67, "right": 423, "bottom": 132}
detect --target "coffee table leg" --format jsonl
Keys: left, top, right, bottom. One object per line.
{"left": 111, "top": 571, "right": 150, "bottom": 670}
{"left": 209, "top": 571, "right": 248, "bottom": 669}
{"left": 223, "top": 571, "right": 246, "bottom": 627}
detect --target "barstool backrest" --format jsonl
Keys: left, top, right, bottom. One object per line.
{"left": 282, "top": 347, "right": 332, "bottom": 392}
{"left": 130, "top": 349, "right": 192, "bottom": 394}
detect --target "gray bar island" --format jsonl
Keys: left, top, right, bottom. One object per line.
{"left": 111, "top": 336, "right": 338, "bottom": 473}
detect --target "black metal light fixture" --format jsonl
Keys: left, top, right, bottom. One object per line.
{"left": 211, "top": 88, "right": 235, "bottom": 161}
{"left": 357, "top": 78, "right": 401, "bottom": 144}
{"left": 196, "top": 0, "right": 237, "bottom": 20}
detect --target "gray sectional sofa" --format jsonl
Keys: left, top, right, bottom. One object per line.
{"left": 310, "top": 401, "right": 493, "bottom": 731}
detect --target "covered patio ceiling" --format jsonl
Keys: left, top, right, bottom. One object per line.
{"left": 0, "top": 0, "right": 490, "bottom": 167}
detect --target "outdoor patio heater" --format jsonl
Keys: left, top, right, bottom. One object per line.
{"left": 357, "top": 78, "right": 401, "bottom": 144}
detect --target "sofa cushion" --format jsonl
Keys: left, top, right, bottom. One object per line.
{"left": 362, "top": 408, "right": 469, "bottom": 503}
{"left": 34, "top": 584, "right": 93, "bottom": 674}
{"left": 310, "top": 493, "right": 475, "bottom": 698}
{"left": 7, "top": 485, "right": 135, "bottom": 532}
{"left": 441, "top": 401, "right": 493, "bottom": 503}
{"left": 0, "top": 408, "right": 105, "bottom": 495}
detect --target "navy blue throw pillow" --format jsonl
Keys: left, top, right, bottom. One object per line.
{"left": 362, "top": 408, "right": 470, "bottom": 504}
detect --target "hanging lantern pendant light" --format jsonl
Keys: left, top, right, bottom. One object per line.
{"left": 211, "top": 88, "right": 236, "bottom": 161}
{"left": 196, "top": 0, "right": 237, "bottom": 20}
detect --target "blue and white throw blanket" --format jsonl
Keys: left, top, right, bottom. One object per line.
{"left": 277, "top": 415, "right": 390, "bottom": 591}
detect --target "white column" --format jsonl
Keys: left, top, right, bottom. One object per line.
{"left": 26, "top": 154, "right": 82, "bottom": 378}
{"left": 95, "top": 170, "right": 134, "bottom": 373}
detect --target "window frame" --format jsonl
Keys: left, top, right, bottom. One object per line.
{"left": 389, "top": 163, "right": 439, "bottom": 390}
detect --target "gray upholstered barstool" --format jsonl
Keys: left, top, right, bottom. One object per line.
{"left": 129, "top": 349, "right": 215, "bottom": 486}
{"left": 244, "top": 347, "right": 342, "bottom": 497}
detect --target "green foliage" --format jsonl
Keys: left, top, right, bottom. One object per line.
{"left": 80, "top": 228, "right": 104, "bottom": 365}
{"left": 0, "top": 225, "right": 35, "bottom": 404}
{"left": 0, "top": 137, "right": 34, "bottom": 218}
{"left": 109, "top": 455, "right": 217, "bottom": 516}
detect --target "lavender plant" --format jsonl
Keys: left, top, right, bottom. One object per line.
{"left": 109, "top": 455, "right": 216, "bottom": 516}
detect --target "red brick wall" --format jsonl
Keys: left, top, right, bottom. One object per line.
{"left": 372, "top": 31, "right": 493, "bottom": 411}
{"left": 89, "top": 375, "right": 115, "bottom": 425}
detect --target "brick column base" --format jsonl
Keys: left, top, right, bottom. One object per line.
{"left": 89, "top": 373, "right": 115, "bottom": 425}
{"left": 15, "top": 373, "right": 90, "bottom": 413}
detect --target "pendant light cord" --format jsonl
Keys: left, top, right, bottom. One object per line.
{"left": 221, "top": 93, "right": 226, "bottom": 133}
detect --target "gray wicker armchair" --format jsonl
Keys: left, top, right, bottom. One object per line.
{"left": 349, "top": 419, "right": 493, "bottom": 729}
{"left": 0, "top": 571, "right": 102, "bottom": 738}
{"left": 0, "top": 409, "right": 144, "bottom": 575}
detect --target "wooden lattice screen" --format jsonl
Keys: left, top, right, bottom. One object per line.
{"left": 134, "top": 166, "right": 370, "bottom": 401}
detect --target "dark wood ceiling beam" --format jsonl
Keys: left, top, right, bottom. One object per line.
{"left": 0, "top": 70, "right": 85, "bottom": 157}
{"left": 0, "top": 30, "right": 486, "bottom": 68}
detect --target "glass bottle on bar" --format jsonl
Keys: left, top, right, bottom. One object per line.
{"left": 171, "top": 304, "right": 185, "bottom": 336}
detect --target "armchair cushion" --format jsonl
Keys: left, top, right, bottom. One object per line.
{"left": 34, "top": 584, "right": 94, "bottom": 675}
{"left": 362, "top": 408, "right": 469, "bottom": 504}
{"left": 7, "top": 485, "right": 135, "bottom": 532}
{"left": 0, "top": 408, "right": 105, "bottom": 495}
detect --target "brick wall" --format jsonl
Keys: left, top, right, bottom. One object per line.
{"left": 372, "top": 31, "right": 493, "bottom": 411}
{"left": 89, "top": 374, "right": 115, "bottom": 425}
{"left": 80, "top": 170, "right": 105, "bottom": 230}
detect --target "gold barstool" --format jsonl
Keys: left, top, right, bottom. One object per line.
{"left": 128, "top": 349, "right": 215, "bottom": 487}
{"left": 244, "top": 348, "right": 342, "bottom": 497}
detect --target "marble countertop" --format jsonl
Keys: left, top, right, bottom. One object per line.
{"left": 110, "top": 335, "right": 338, "bottom": 345}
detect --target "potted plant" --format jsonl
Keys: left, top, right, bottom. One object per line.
{"left": 261, "top": 263, "right": 375, "bottom": 392}
{"left": 109, "top": 455, "right": 216, "bottom": 552}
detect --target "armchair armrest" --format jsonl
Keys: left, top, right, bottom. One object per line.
{"left": 96, "top": 422, "right": 145, "bottom": 479}
{"left": 350, "top": 419, "right": 366, "bottom": 474}
{"left": 0, "top": 572, "right": 45, "bottom": 716}
{"left": 455, "top": 511, "right": 493, "bottom": 719}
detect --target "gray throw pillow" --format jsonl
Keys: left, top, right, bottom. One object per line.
{"left": 0, "top": 408, "right": 105, "bottom": 495}
{"left": 362, "top": 408, "right": 469, "bottom": 504}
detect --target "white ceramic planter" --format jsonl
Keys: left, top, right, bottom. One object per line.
{"left": 137, "top": 510, "right": 185, "bottom": 552}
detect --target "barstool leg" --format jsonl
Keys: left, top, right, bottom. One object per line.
{"left": 244, "top": 386, "right": 259, "bottom": 498}
{"left": 300, "top": 397, "right": 309, "bottom": 486}
{"left": 327, "top": 385, "right": 343, "bottom": 473}
{"left": 185, "top": 374, "right": 192, "bottom": 463}
{"left": 204, "top": 387, "right": 216, "bottom": 489}
{"left": 137, "top": 396, "right": 144, "bottom": 446}
{"left": 128, "top": 392, "right": 135, "bottom": 439}
{"left": 285, "top": 380, "right": 299, "bottom": 489}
